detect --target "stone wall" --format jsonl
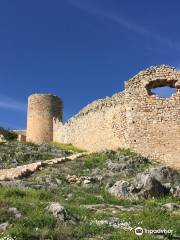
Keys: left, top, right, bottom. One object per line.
{"left": 125, "top": 65, "right": 180, "bottom": 168}
{"left": 27, "top": 94, "right": 63, "bottom": 143}
{"left": 53, "top": 65, "right": 180, "bottom": 168}
{"left": 54, "top": 92, "right": 127, "bottom": 151}
{"left": 13, "top": 130, "right": 27, "bottom": 142}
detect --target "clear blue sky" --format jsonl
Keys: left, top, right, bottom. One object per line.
{"left": 0, "top": 0, "right": 180, "bottom": 129}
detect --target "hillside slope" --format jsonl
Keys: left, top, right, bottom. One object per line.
{"left": 0, "top": 142, "right": 179, "bottom": 240}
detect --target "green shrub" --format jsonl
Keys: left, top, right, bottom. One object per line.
{"left": 84, "top": 153, "right": 108, "bottom": 169}
{"left": 50, "top": 142, "right": 85, "bottom": 152}
{"left": 116, "top": 148, "right": 139, "bottom": 157}
{"left": 0, "top": 127, "right": 17, "bottom": 141}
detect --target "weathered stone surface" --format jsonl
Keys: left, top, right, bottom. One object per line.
{"left": 8, "top": 207, "right": 22, "bottom": 219}
{"left": 148, "top": 166, "right": 180, "bottom": 184}
{"left": 81, "top": 204, "right": 143, "bottom": 213}
{"left": 0, "top": 222, "right": 9, "bottom": 232}
{"left": 0, "top": 141, "right": 70, "bottom": 169}
{"left": 106, "top": 154, "right": 149, "bottom": 177}
{"left": 134, "top": 173, "right": 169, "bottom": 198}
{"left": 162, "top": 203, "right": 180, "bottom": 211}
{"left": 0, "top": 162, "right": 42, "bottom": 181}
{"left": 53, "top": 65, "right": 180, "bottom": 169}
{"left": 0, "top": 152, "right": 86, "bottom": 181}
{"left": 170, "top": 186, "right": 180, "bottom": 197}
{"left": 108, "top": 165, "right": 179, "bottom": 199}
{"left": 46, "top": 202, "right": 79, "bottom": 224}
{"left": 27, "top": 94, "right": 63, "bottom": 143}
{"left": 66, "top": 175, "right": 95, "bottom": 185}
{"left": 108, "top": 180, "right": 133, "bottom": 199}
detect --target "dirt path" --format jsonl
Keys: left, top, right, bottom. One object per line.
{"left": 0, "top": 152, "right": 86, "bottom": 181}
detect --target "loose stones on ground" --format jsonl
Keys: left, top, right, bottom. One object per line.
{"left": 46, "top": 202, "right": 79, "bottom": 225}
{"left": 162, "top": 203, "right": 180, "bottom": 211}
{"left": 81, "top": 204, "right": 143, "bottom": 213}
{"left": 66, "top": 175, "right": 95, "bottom": 185}
{"left": 0, "top": 222, "right": 9, "bottom": 232}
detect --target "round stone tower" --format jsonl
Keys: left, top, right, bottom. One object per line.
{"left": 26, "top": 94, "right": 63, "bottom": 144}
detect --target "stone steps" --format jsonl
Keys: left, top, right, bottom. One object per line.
{"left": 0, "top": 152, "right": 86, "bottom": 181}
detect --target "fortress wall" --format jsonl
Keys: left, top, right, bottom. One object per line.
{"left": 125, "top": 65, "right": 180, "bottom": 168}
{"left": 26, "top": 65, "right": 180, "bottom": 168}
{"left": 53, "top": 92, "right": 127, "bottom": 151}
{"left": 126, "top": 92, "right": 180, "bottom": 168}
{"left": 54, "top": 65, "right": 180, "bottom": 168}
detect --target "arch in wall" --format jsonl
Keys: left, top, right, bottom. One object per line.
{"left": 150, "top": 86, "right": 176, "bottom": 98}
{"left": 145, "top": 78, "right": 178, "bottom": 98}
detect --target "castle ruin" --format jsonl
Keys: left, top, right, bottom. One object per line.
{"left": 27, "top": 94, "right": 63, "bottom": 143}
{"left": 21, "top": 65, "right": 180, "bottom": 168}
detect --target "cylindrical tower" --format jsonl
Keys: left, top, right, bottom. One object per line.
{"left": 26, "top": 94, "right": 63, "bottom": 143}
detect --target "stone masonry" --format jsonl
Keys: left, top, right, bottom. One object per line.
{"left": 27, "top": 94, "right": 63, "bottom": 143}
{"left": 25, "top": 65, "right": 180, "bottom": 169}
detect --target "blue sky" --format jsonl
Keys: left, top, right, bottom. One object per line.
{"left": 0, "top": 0, "right": 180, "bottom": 129}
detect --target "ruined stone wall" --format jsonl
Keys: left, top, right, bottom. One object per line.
{"left": 54, "top": 92, "right": 127, "bottom": 151}
{"left": 53, "top": 65, "right": 180, "bottom": 168}
{"left": 125, "top": 65, "right": 180, "bottom": 168}
{"left": 27, "top": 94, "right": 63, "bottom": 143}
{"left": 13, "top": 130, "right": 27, "bottom": 142}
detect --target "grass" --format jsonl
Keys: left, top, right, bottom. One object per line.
{"left": 50, "top": 142, "right": 85, "bottom": 153}
{"left": 0, "top": 148, "right": 180, "bottom": 239}
{"left": 84, "top": 153, "right": 108, "bottom": 169}
{"left": 116, "top": 148, "right": 139, "bottom": 157}
{"left": 0, "top": 187, "right": 179, "bottom": 240}
{"left": 0, "top": 141, "right": 71, "bottom": 168}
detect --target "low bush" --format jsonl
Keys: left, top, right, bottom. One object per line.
{"left": 50, "top": 142, "right": 85, "bottom": 152}
{"left": 0, "top": 127, "right": 17, "bottom": 141}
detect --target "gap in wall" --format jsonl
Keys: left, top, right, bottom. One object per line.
{"left": 151, "top": 86, "right": 176, "bottom": 98}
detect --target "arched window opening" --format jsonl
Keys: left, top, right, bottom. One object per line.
{"left": 146, "top": 79, "right": 177, "bottom": 98}
{"left": 150, "top": 86, "right": 176, "bottom": 98}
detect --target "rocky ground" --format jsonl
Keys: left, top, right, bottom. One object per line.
{"left": 0, "top": 142, "right": 72, "bottom": 169}
{"left": 0, "top": 143, "right": 179, "bottom": 240}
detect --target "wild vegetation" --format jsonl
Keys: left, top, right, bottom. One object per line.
{"left": 0, "top": 127, "right": 17, "bottom": 141}
{"left": 50, "top": 142, "right": 85, "bottom": 153}
{"left": 0, "top": 143, "right": 179, "bottom": 240}
{"left": 0, "top": 142, "right": 72, "bottom": 169}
